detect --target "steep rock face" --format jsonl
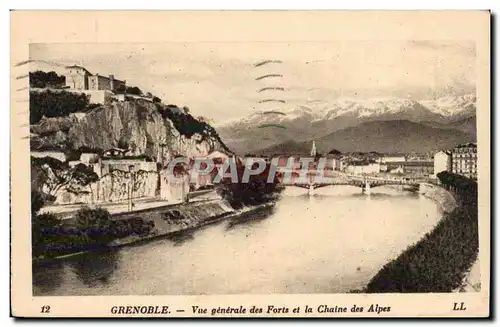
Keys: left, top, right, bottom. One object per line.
{"left": 31, "top": 100, "right": 229, "bottom": 161}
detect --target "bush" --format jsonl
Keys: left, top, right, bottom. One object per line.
{"left": 30, "top": 90, "right": 90, "bottom": 124}
{"left": 365, "top": 175, "right": 478, "bottom": 293}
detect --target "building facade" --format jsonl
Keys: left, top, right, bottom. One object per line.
{"left": 65, "top": 65, "right": 91, "bottom": 90}
{"left": 451, "top": 143, "right": 478, "bottom": 179}
{"left": 65, "top": 65, "right": 126, "bottom": 92}
{"left": 345, "top": 162, "right": 380, "bottom": 175}
{"left": 379, "top": 156, "right": 406, "bottom": 163}
{"left": 433, "top": 151, "right": 452, "bottom": 178}
{"left": 386, "top": 161, "right": 434, "bottom": 177}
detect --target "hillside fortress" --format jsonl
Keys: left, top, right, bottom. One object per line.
{"left": 65, "top": 65, "right": 126, "bottom": 92}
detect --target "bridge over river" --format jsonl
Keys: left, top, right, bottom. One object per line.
{"left": 278, "top": 169, "right": 427, "bottom": 194}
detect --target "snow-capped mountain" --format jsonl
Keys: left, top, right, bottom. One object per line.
{"left": 217, "top": 94, "right": 476, "bottom": 154}
{"left": 420, "top": 94, "right": 476, "bottom": 118}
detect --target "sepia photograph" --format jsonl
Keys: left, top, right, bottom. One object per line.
{"left": 10, "top": 10, "right": 491, "bottom": 318}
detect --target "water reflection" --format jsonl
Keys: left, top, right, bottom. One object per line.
{"left": 68, "top": 250, "right": 120, "bottom": 287}
{"left": 32, "top": 260, "right": 64, "bottom": 295}
{"left": 226, "top": 207, "right": 275, "bottom": 230}
{"left": 165, "top": 230, "right": 195, "bottom": 246}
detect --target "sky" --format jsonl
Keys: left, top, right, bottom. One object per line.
{"left": 30, "top": 41, "right": 476, "bottom": 124}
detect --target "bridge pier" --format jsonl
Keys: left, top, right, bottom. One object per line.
{"left": 362, "top": 182, "right": 371, "bottom": 194}
{"left": 308, "top": 184, "right": 315, "bottom": 196}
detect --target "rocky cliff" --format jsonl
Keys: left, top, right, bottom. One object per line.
{"left": 30, "top": 99, "right": 230, "bottom": 161}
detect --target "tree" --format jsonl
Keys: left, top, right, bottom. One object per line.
{"left": 217, "top": 160, "right": 283, "bottom": 209}
{"left": 31, "top": 157, "right": 99, "bottom": 197}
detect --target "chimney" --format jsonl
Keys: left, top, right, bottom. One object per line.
{"left": 109, "top": 75, "right": 115, "bottom": 90}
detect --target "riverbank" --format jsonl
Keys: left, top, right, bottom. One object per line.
{"left": 419, "top": 182, "right": 458, "bottom": 213}
{"left": 33, "top": 199, "right": 275, "bottom": 263}
{"left": 108, "top": 200, "right": 275, "bottom": 248}
{"left": 363, "top": 182, "right": 479, "bottom": 293}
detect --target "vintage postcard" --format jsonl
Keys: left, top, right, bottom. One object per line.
{"left": 10, "top": 11, "right": 490, "bottom": 318}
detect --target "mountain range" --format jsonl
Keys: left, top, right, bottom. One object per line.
{"left": 217, "top": 94, "right": 477, "bottom": 155}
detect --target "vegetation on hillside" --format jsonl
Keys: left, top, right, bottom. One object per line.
{"left": 364, "top": 172, "right": 478, "bottom": 293}
{"left": 115, "top": 85, "right": 143, "bottom": 96}
{"left": 156, "top": 103, "right": 229, "bottom": 150}
{"left": 30, "top": 90, "right": 92, "bottom": 124}
{"left": 29, "top": 70, "right": 66, "bottom": 89}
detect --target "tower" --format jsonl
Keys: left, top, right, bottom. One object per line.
{"left": 311, "top": 140, "right": 317, "bottom": 157}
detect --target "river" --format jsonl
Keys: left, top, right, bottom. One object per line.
{"left": 33, "top": 185, "right": 442, "bottom": 296}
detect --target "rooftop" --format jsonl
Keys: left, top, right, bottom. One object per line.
{"left": 454, "top": 142, "right": 477, "bottom": 149}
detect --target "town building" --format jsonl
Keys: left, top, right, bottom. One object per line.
{"left": 100, "top": 158, "right": 157, "bottom": 176}
{"left": 345, "top": 162, "right": 380, "bottom": 175}
{"left": 386, "top": 161, "right": 434, "bottom": 177}
{"left": 451, "top": 142, "right": 478, "bottom": 179}
{"left": 378, "top": 155, "right": 406, "bottom": 163}
{"left": 433, "top": 151, "right": 452, "bottom": 178}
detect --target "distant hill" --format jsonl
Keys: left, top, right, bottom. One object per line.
{"left": 255, "top": 120, "right": 476, "bottom": 155}
{"left": 255, "top": 140, "right": 313, "bottom": 156}
{"left": 313, "top": 120, "right": 476, "bottom": 154}
{"left": 420, "top": 116, "right": 477, "bottom": 136}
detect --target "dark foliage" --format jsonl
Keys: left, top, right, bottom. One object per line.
{"left": 115, "top": 85, "right": 143, "bottom": 96}
{"left": 365, "top": 172, "right": 478, "bottom": 293}
{"left": 29, "top": 71, "right": 65, "bottom": 89}
{"left": 217, "top": 160, "right": 283, "bottom": 209}
{"left": 156, "top": 104, "right": 229, "bottom": 151}
{"left": 328, "top": 149, "right": 342, "bottom": 155}
{"left": 152, "top": 96, "right": 162, "bottom": 103}
{"left": 32, "top": 204, "right": 155, "bottom": 259}
{"left": 30, "top": 90, "right": 90, "bottom": 124}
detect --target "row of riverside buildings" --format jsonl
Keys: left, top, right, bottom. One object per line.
{"left": 433, "top": 142, "right": 477, "bottom": 180}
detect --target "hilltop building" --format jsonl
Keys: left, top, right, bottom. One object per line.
{"left": 65, "top": 65, "right": 126, "bottom": 92}
{"left": 64, "top": 65, "right": 126, "bottom": 104}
